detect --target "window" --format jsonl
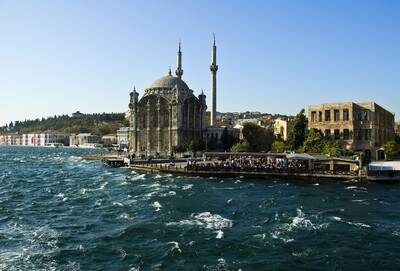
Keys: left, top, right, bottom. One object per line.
{"left": 334, "top": 129, "right": 340, "bottom": 140}
{"left": 343, "top": 109, "right": 349, "bottom": 121}
{"left": 356, "top": 111, "right": 362, "bottom": 121}
{"left": 365, "top": 129, "right": 371, "bottom": 140}
{"left": 325, "top": 129, "right": 331, "bottom": 138}
{"left": 311, "top": 111, "right": 317, "bottom": 122}
{"left": 364, "top": 111, "right": 370, "bottom": 121}
{"left": 356, "top": 129, "right": 362, "bottom": 140}
{"left": 325, "top": 110, "right": 331, "bottom": 121}
{"left": 318, "top": 112, "right": 322, "bottom": 122}
{"left": 343, "top": 129, "right": 350, "bottom": 140}
{"left": 334, "top": 110, "right": 340, "bottom": 121}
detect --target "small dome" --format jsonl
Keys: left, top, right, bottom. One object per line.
{"left": 148, "top": 74, "right": 189, "bottom": 90}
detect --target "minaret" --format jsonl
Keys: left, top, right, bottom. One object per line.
{"left": 175, "top": 41, "right": 183, "bottom": 78}
{"left": 210, "top": 33, "right": 218, "bottom": 126}
{"left": 128, "top": 86, "right": 139, "bottom": 153}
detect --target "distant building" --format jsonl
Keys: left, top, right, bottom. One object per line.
{"left": 39, "top": 131, "right": 69, "bottom": 146}
{"left": 235, "top": 118, "right": 262, "bottom": 127}
{"left": 233, "top": 119, "right": 265, "bottom": 140}
{"left": 117, "top": 127, "right": 130, "bottom": 148}
{"left": 206, "top": 126, "right": 240, "bottom": 143}
{"left": 0, "top": 135, "right": 5, "bottom": 145}
{"left": 101, "top": 134, "right": 117, "bottom": 147}
{"left": 308, "top": 102, "right": 395, "bottom": 160}
{"left": 395, "top": 121, "right": 400, "bottom": 138}
{"left": 273, "top": 118, "right": 294, "bottom": 141}
{"left": 72, "top": 111, "right": 85, "bottom": 118}
{"left": 3, "top": 134, "right": 22, "bottom": 145}
{"left": 69, "top": 133, "right": 100, "bottom": 147}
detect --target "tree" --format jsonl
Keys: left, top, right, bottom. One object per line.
{"left": 231, "top": 142, "right": 252, "bottom": 152}
{"left": 302, "top": 128, "right": 325, "bottom": 154}
{"left": 241, "top": 122, "right": 274, "bottom": 152}
{"left": 188, "top": 139, "right": 205, "bottom": 153}
{"left": 220, "top": 127, "right": 238, "bottom": 151}
{"left": 172, "top": 144, "right": 187, "bottom": 153}
{"left": 302, "top": 128, "right": 348, "bottom": 156}
{"left": 206, "top": 136, "right": 218, "bottom": 151}
{"left": 383, "top": 141, "right": 400, "bottom": 160}
{"left": 272, "top": 140, "right": 286, "bottom": 152}
{"left": 287, "top": 109, "right": 307, "bottom": 151}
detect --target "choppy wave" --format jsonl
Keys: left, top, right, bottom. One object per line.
{"left": 1, "top": 146, "right": 400, "bottom": 270}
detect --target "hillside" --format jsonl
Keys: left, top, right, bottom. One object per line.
{"left": 0, "top": 112, "right": 129, "bottom": 136}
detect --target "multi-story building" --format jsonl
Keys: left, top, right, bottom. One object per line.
{"left": 395, "top": 121, "right": 400, "bottom": 138}
{"left": 4, "top": 134, "right": 22, "bottom": 145}
{"left": 308, "top": 102, "right": 395, "bottom": 160}
{"left": 0, "top": 135, "right": 5, "bottom": 145}
{"left": 101, "top": 134, "right": 117, "bottom": 147}
{"left": 39, "top": 131, "right": 69, "bottom": 146}
{"left": 69, "top": 133, "right": 100, "bottom": 147}
{"left": 273, "top": 118, "right": 294, "bottom": 141}
{"left": 117, "top": 127, "right": 130, "bottom": 148}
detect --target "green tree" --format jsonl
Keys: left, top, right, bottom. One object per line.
{"left": 220, "top": 127, "right": 238, "bottom": 151}
{"left": 206, "top": 136, "right": 218, "bottom": 151}
{"left": 383, "top": 141, "right": 400, "bottom": 160}
{"left": 287, "top": 109, "right": 307, "bottom": 151}
{"left": 241, "top": 122, "right": 274, "bottom": 152}
{"left": 302, "top": 128, "right": 325, "bottom": 153}
{"left": 302, "top": 128, "right": 347, "bottom": 156}
{"left": 272, "top": 140, "right": 286, "bottom": 152}
{"left": 231, "top": 142, "right": 252, "bottom": 152}
{"left": 188, "top": 139, "right": 205, "bottom": 153}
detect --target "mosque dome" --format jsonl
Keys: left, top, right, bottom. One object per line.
{"left": 148, "top": 74, "right": 189, "bottom": 90}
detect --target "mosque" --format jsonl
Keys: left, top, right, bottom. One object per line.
{"left": 128, "top": 36, "right": 218, "bottom": 157}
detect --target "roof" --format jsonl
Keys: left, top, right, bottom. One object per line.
{"left": 369, "top": 161, "right": 400, "bottom": 171}
{"left": 148, "top": 74, "right": 189, "bottom": 90}
{"left": 286, "top": 153, "right": 316, "bottom": 160}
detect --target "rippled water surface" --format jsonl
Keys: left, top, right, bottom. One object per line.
{"left": 1, "top": 146, "right": 400, "bottom": 270}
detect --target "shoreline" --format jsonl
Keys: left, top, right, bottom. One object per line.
{"left": 128, "top": 164, "right": 365, "bottom": 182}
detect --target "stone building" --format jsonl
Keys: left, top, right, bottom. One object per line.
{"left": 273, "top": 118, "right": 294, "bottom": 141}
{"left": 128, "top": 42, "right": 207, "bottom": 157}
{"left": 395, "top": 121, "right": 400, "bottom": 138}
{"left": 308, "top": 102, "right": 395, "bottom": 160}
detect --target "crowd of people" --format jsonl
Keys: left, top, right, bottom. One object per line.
{"left": 186, "top": 156, "right": 310, "bottom": 173}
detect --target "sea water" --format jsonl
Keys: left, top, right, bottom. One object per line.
{"left": 1, "top": 146, "right": 400, "bottom": 270}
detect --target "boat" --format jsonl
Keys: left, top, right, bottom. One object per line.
{"left": 368, "top": 161, "right": 400, "bottom": 183}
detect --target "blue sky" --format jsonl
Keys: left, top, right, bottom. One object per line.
{"left": 0, "top": 0, "right": 399, "bottom": 126}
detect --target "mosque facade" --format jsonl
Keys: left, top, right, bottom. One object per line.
{"left": 128, "top": 39, "right": 218, "bottom": 157}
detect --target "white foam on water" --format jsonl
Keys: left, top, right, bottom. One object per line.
{"left": 0, "top": 222, "right": 78, "bottom": 271}
{"left": 292, "top": 248, "right": 312, "bottom": 257}
{"left": 99, "top": 182, "right": 108, "bottom": 190}
{"left": 282, "top": 209, "right": 329, "bottom": 232}
{"left": 167, "top": 212, "right": 233, "bottom": 236}
{"left": 152, "top": 201, "right": 162, "bottom": 211}
{"left": 313, "top": 183, "right": 320, "bottom": 186}
{"left": 331, "top": 216, "right": 342, "bottom": 221}
{"left": 182, "top": 184, "right": 193, "bottom": 190}
{"left": 56, "top": 192, "right": 68, "bottom": 201}
{"left": 118, "top": 213, "right": 133, "bottom": 220}
{"left": 167, "top": 241, "right": 182, "bottom": 253}
{"left": 227, "top": 198, "right": 233, "bottom": 204}
{"left": 345, "top": 186, "right": 358, "bottom": 190}
{"left": 234, "top": 180, "right": 242, "bottom": 183}
{"left": 346, "top": 221, "right": 371, "bottom": 228}
{"left": 215, "top": 229, "right": 224, "bottom": 239}
{"left": 270, "top": 230, "right": 294, "bottom": 243}
{"left": 113, "top": 202, "right": 124, "bottom": 207}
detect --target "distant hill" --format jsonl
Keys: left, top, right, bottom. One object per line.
{"left": 0, "top": 112, "right": 129, "bottom": 136}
